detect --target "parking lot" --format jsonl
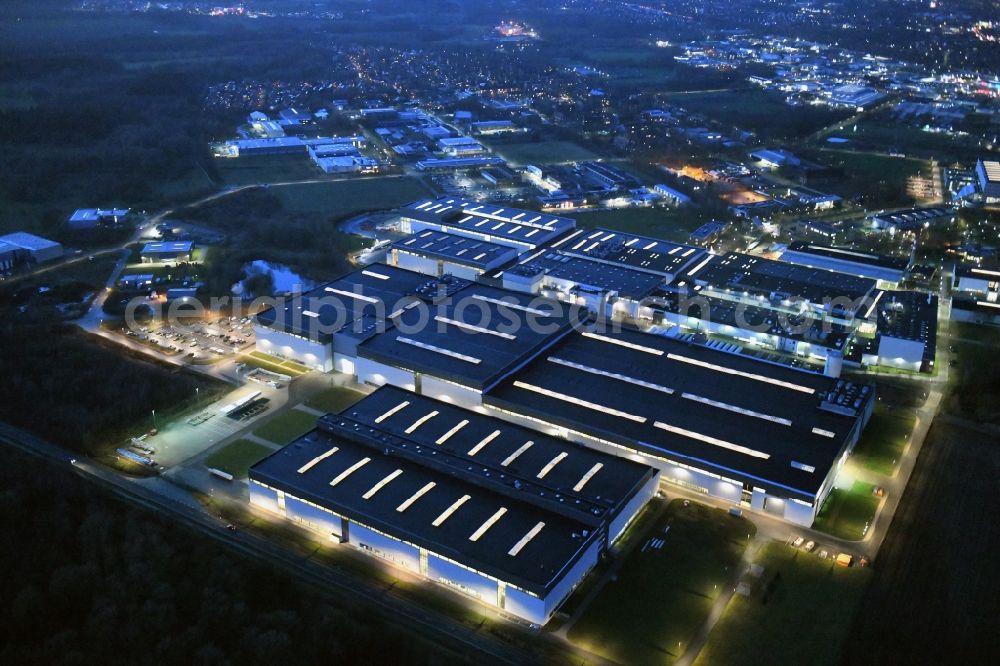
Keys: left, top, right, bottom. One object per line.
{"left": 123, "top": 316, "right": 255, "bottom": 364}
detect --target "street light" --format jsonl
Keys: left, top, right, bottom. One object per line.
{"left": 151, "top": 409, "right": 157, "bottom": 429}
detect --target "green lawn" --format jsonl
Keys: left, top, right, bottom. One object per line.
{"left": 568, "top": 206, "right": 709, "bottom": 241}
{"left": 305, "top": 386, "right": 366, "bottom": 414}
{"left": 817, "top": 149, "right": 928, "bottom": 185}
{"left": 214, "top": 154, "right": 325, "bottom": 186}
{"left": 694, "top": 542, "right": 871, "bottom": 666}
{"left": 812, "top": 481, "right": 880, "bottom": 541}
{"left": 239, "top": 352, "right": 310, "bottom": 377}
{"left": 850, "top": 407, "right": 916, "bottom": 475}
{"left": 271, "top": 177, "right": 429, "bottom": 216}
{"left": 204, "top": 439, "right": 275, "bottom": 478}
{"left": 568, "top": 499, "right": 755, "bottom": 664}
{"left": 489, "top": 140, "right": 599, "bottom": 166}
{"left": 253, "top": 408, "right": 318, "bottom": 445}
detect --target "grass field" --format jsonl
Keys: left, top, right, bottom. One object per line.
{"left": 849, "top": 407, "right": 916, "bottom": 475}
{"left": 270, "top": 177, "right": 429, "bottom": 216}
{"left": 213, "top": 155, "right": 325, "bottom": 186}
{"left": 695, "top": 542, "right": 871, "bottom": 666}
{"left": 813, "top": 481, "right": 880, "bottom": 541}
{"left": 204, "top": 439, "right": 275, "bottom": 478}
{"left": 489, "top": 141, "right": 599, "bottom": 166}
{"left": 305, "top": 386, "right": 366, "bottom": 414}
{"left": 239, "top": 351, "right": 310, "bottom": 377}
{"left": 253, "top": 408, "right": 318, "bottom": 445}
{"left": 672, "top": 88, "right": 850, "bottom": 139}
{"left": 818, "top": 149, "right": 929, "bottom": 185}
{"left": 568, "top": 500, "right": 755, "bottom": 664}
{"left": 568, "top": 206, "right": 709, "bottom": 241}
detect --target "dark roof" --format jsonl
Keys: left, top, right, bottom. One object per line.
{"left": 877, "top": 291, "right": 938, "bottom": 354}
{"left": 683, "top": 252, "right": 877, "bottom": 310}
{"left": 401, "top": 198, "right": 576, "bottom": 248}
{"left": 343, "top": 386, "right": 656, "bottom": 521}
{"left": 485, "top": 327, "right": 874, "bottom": 498}
{"left": 249, "top": 389, "right": 657, "bottom": 595}
{"left": 654, "top": 290, "right": 852, "bottom": 350}
{"left": 254, "top": 265, "right": 455, "bottom": 344}
{"left": 392, "top": 230, "right": 516, "bottom": 270}
{"left": 558, "top": 228, "right": 705, "bottom": 277}
{"left": 513, "top": 250, "right": 665, "bottom": 300}
{"left": 785, "top": 242, "right": 911, "bottom": 272}
{"left": 358, "top": 283, "right": 579, "bottom": 391}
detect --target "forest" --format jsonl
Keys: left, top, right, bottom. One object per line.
{"left": 0, "top": 445, "right": 453, "bottom": 664}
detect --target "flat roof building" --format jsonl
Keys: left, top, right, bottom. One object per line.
{"left": 976, "top": 159, "right": 1000, "bottom": 202}
{"left": 400, "top": 198, "right": 576, "bottom": 251}
{"left": 140, "top": 241, "right": 194, "bottom": 264}
{"left": 556, "top": 228, "right": 705, "bottom": 281}
{"left": 254, "top": 265, "right": 438, "bottom": 372}
{"left": 389, "top": 230, "right": 518, "bottom": 280}
{"left": 484, "top": 327, "right": 874, "bottom": 526}
{"left": 680, "top": 251, "right": 877, "bottom": 322}
{"left": 779, "top": 242, "right": 910, "bottom": 288}
{"left": 503, "top": 250, "right": 665, "bottom": 321}
{"left": 0, "top": 232, "right": 64, "bottom": 264}
{"left": 68, "top": 208, "right": 130, "bottom": 230}
{"left": 415, "top": 157, "right": 506, "bottom": 172}
{"left": 249, "top": 385, "right": 658, "bottom": 624}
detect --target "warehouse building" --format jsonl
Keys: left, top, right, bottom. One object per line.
{"left": 249, "top": 386, "right": 658, "bottom": 624}
{"left": 0, "top": 241, "right": 17, "bottom": 273}
{"left": 778, "top": 242, "right": 911, "bottom": 289}
{"left": 0, "top": 232, "right": 64, "bottom": 264}
{"left": 140, "top": 241, "right": 194, "bottom": 265}
{"left": 254, "top": 265, "right": 436, "bottom": 373}
{"left": 975, "top": 159, "right": 1000, "bottom": 203}
{"left": 503, "top": 250, "right": 664, "bottom": 321}
{"left": 389, "top": 230, "right": 518, "bottom": 280}
{"left": 256, "top": 263, "right": 878, "bottom": 527}
{"left": 415, "top": 157, "right": 507, "bottom": 172}
{"left": 354, "top": 280, "right": 579, "bottom": 407}
{"left": 952, "top": 266, "right": 1000, "bottom": 302}
{"left": 556, "top": 228, "right": 706, "bottom": 282}
{"left": 855, "top": 290, "right": 938, "bottom": 372}
{"left": 870, "top": 207, "right": 954, "bottom": 233}
{"left": 68, "top": 208, "right": 130, "bottom": 230}
{"left": 679, "top": 251, "right": 878, "bottom": 326}
{"left": 400, "top": 198, "right": 576, "bottom": 251}
{"left": 483, "top": 328, "right": 875, "bottom": 526}
{"left": 653, "top": 289, "right": 853, "bottom": 362}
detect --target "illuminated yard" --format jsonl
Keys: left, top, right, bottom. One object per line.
{"left": 850, "top": 407, "right": 916, "bottom": 475}
{"left": 567, "top": 499, "right": 755, "bottom": 665}
{"left": 812, "top": 481, "right": 881, "bottom": 541}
